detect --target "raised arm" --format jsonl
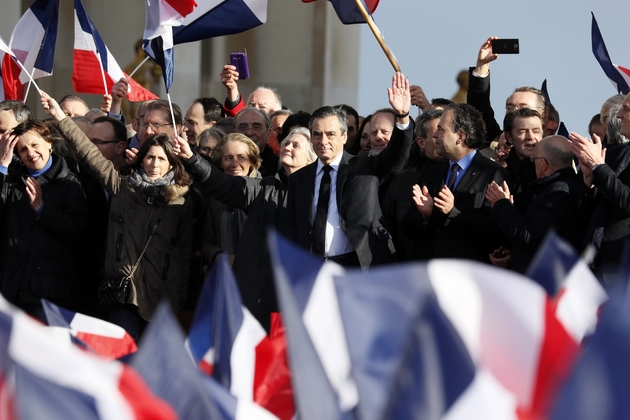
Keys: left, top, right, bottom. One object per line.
{"left": 41, "top": 91, "right": 122, "bottom": 195}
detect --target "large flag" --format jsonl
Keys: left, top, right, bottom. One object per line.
{"left": 187, "top": 255, "right": 294, "bottom": 419}
{"left": 8, "top": 0, "right": 59, "bottom": 85}
{"left": 302, "top": 0, "right": 379, "bottom": 25}
{"left": 268, "top": 230, "right": 608, "bottom": 420}
{"left": 551, "top": 293, "right": 630, "bottom": 420}
{"left": 41, "top": 299, "right": 137, "bottom": 361}
{"left": 268, "top": 232, "right": 359, "bottom": 419}
{"left": 591, "top": 12, "right": 630, "bottom": 95}
{"left": 73, "top": 0, "right": 158, "bottom": 101}
{"left": 0, "top": 299, "right": 176, "bottom": 420}
{"left": 0, "top": 38, "right": 24, "bottom": 101}
{"left": 172, "top": 0, "right": 268, "bottom": 44}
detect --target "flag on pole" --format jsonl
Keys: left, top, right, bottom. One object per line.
{"left": 143, "top": 0, "right": 196, "bottom": 92}
{"left": 591, "top": 12, "right": 630, "bottom": 95}
{"left": 172, "top": 0, "right": 268, "bottom": 44}
{"left": 302, "top": 0, "right": 379, "bottom": 24}
{"left": 41, "top": 299, "right": 137, "bottom": 361}
{"left": 0, "top": 38, "right": 24, "bottom": 101}
{"left": 0, "top": 303, "right": 177, "bottom": 420}
{"left": 73, "top": 0, "right": 158, "bottom": 101}
{"left": 8, "top": 0, "right": 59, "bottom": 85}
{"left": 187, "top": 255, "right": 294, "bottom": 419}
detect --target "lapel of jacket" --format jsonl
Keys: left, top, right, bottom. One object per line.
{"left": 336, "top": 152, "right": 353, "bottom": 207}
{"left": 453, "top": 152, "right": 482, "bottom": 192}
{"left": 305, "top": 161, "right": 318, "bottom": 226}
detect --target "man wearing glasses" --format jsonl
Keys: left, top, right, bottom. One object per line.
{"left": 233, "top": 107, "right": 279, "bottom": 177}
{"left": 87, "top": 116, "right": 128, "bottom": 170}
{"left": 485, "top": 136, "right": 582, "bottom": 272}
{"left": 138, "top": 100, "right": 183, "bottom": 147}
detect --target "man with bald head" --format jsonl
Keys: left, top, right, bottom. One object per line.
{"left": 486, "top": 136, "right": 583, "bottom": 273}
{"left": 570, "top": 93, "right": 630, "bottom": 283}
{"left": 219, "top": 65, "right": 282, "bottom": 117}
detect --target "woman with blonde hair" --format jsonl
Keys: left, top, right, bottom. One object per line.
{"left": 202, "top": 133, "right": 262, "bottom": 267}
{"left": 178, "top": 127, "right": 316, "bottom": 331}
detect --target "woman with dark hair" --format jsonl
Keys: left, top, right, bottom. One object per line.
{"left": 0, "top": 119, "right": 88, "bottom": 320}
{"left": 41, "top": 93, "right": 193, "bottom": 340}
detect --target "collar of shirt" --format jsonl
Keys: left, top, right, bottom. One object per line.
{"left": 450, "top": 149, "right": 476, "bottom": 173}
{"left": 316, "top": 151, "right": 344, "bottom": 175}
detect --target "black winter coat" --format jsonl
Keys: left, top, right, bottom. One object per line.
{"left": 0, "top": 154, "right": 88, "bottom": 305}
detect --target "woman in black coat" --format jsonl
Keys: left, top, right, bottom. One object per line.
{"left": 0, "top": 119, "right": 88, "bottom": 320}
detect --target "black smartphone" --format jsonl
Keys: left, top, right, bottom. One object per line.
{"left": 492, "top": 39, "right": 519, "bottom": 54}
{"left": 230, "top": 52, "right": 250, "bottom": 80}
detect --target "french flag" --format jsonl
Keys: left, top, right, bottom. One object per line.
{"left": 73, "top": 0, "right": 158, "bottom": 101}
{"left": 0, "top": 38, "right": 24, "bottom": 102}
{"left": 187, "top": 255, "right": 293, "bottom": 419}
{"left": 0, "top": 300, "right": 176, "bottom": 420}
{"left": 591, "top": 12, "right": 630, "bottom": 95}
{"left": 132, "top": 301, "right": 279, "bottom": 420}
{"left": 41, "top": 299, "right": 138, "bottom": 361}
{"left": 302, "top": 0, "right": 379, "bottom": 25}
{"left": 269, "top": 230, "right": 607, "bottom": 419}
{"left": 8, "top": 0, "right": 58, "bottom": 85}
{"left": 268, "top": 231, "right": 359, "bottom": 419}
{"left": 172, "top": 0, "right": 268, "bottom": 45}
{"left": 143, "top": 0, "right": 197, "bottom": 92}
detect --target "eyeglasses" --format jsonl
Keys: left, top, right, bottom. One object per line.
{"left": 236, "top": 123, "right": 265, "bottom": 133}
{"left": 139, "top": 122, "right": 172, "bottom": 130}
{"left": 269, "top": 127, "right": 283, "bottom": 134}
{"left": 494, "top": 144, "right": 512, "bottom": 153}
{"left": 91, "top": 139, "right": 121, "bottom": 146}
{"left": 530, "top": 156, "right": 547, "bottom": 163}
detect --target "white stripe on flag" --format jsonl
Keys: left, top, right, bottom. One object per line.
{"left": 229, "top": 307, "right": 267, "bottom": 401}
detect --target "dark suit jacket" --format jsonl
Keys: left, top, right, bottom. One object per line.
{"left": 467, "top": 67, "right": 503, "bottom": 147}
{"left": 402, "top": 151, "right": 507, "bottom": 262}
{"left": 284, "top": 124, "right": 414, "bottom": 269}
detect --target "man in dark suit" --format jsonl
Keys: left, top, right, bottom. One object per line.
{"left": 403, "top": 103, "right": 507, "bottom": 262}
{"left": 284, "top": 72, "right": 413, "bottom": 268}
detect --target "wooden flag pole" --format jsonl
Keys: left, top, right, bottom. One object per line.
{"left": 352, "top": 0, "right": 400, "bottom": 72}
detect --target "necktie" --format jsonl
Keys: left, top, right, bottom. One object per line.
{"left": 446, "top": 163, "right": 460, "bottom": 190}
{"left": 313, "top": 165, "right": 332, "bottom": 256}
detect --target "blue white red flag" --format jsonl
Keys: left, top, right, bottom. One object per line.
{"left": 143, "top": 0, "right": 196, "bottom": 92}
{"left": 41, "top": 299, "right": 137, "bottom": 361}
{"left": 187, "top": 255, "right": 293, "bottom": 419}
{"left": 0, "top": 38, "right": 24, "bottom": 101}
{"left": 302, "top": 0, "right": 379, "bottom": 25}
{"left": 268, "top": 231, "right": 358, "bottom": 420}
{"left": 591, "top": 12, "right": 630, "bottom": 95}
{"left": 551, "top": 293, "right": 630, "bottom": 420}
{"left": 73, "top": 0, "right": 158, "bottom": 101}
{"left": 0, "top": 298, "right": 176, "bottom": 420}
{"left": 8, "top": 0, "right": 58, "bottom": 85}
{"left": 172, "top": 0, "right": 268, "bottom": 44}
{"left": 269, "top": 230, "right": 608, "bottom": 420}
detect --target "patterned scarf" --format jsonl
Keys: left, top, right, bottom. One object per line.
{"left": 128, "top": 169, "right": 175, "bottom": 204}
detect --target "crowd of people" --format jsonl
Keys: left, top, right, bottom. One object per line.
{"left": 0, "top": 35, "right": 628, "bottom": 340}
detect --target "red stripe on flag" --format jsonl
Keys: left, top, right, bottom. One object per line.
{"left": 253, "top": 313, "right": 295, "bottom": 420}
{"left": 0, "top": 373, "right": 18, "bottom": 420}
{"left": 118, "top": 366, "right": 178, "bottom": 420}
{"left": 75, "top": 331, "right": 137, "bottom": 361}
{"left": 1, "top": 55, "right": 24, "bottom": 101}
{"left": 72, "top": 49, "right": 111, "bottom": 95}
{"left": 124, "top": 73, "right": 159, "bottom": 102}
{"left": 198, "top": 360, "right": 214, "bottom": 376}
{"left": 618, "top": 65, "right": 630, "bottom": 77}
{"left": 165, "top": 0, "right": 198, "bottom": 17}
{"left": 517, "top": 294, "right": 580, "bottom": 419}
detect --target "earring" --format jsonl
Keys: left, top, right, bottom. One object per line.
{"left": 49, "top": 149, "right": 53, "bottom": 154}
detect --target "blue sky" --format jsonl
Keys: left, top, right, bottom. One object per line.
{"left": 358, "top": 0, "right": 628, "bottom": 135}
